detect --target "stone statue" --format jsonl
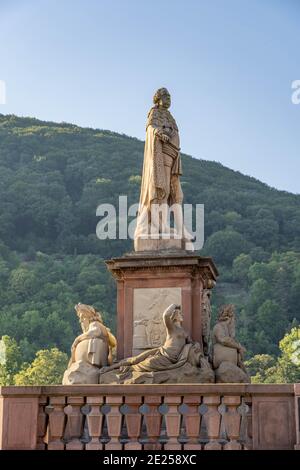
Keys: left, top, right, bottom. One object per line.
{"left": 201, "top": 288, "right": 212, "bottom": 357}
{"left": 134, "top": 88, "right": 194, "bottom": 250}
{"left": 62, "top": 303, "right": 117, "bottom": 385}
{"left": 100, "top": 303, "right": 214, "bottom": 384}
{"left": 212, "top": 304, "right": 250, "bottom": 383}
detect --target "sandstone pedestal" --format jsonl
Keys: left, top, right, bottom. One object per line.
{"left": 106, "top": 251, "right": 218, "bottom": 359}
{"left": 134, "top": 234, "right": 184, "bottom": 252}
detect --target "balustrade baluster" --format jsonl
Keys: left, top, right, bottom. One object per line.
{"left": 124, "top": 396, "right": 142, "bottom": 450}
{"left": 223, "top": 396, "right": 241, "bottom": 450}
{"left": 105, "top": 395, "right": 123, "bottom": 450}
{"left": 243, "top": 397, "right": 253, "bottom": 450}
{"left": 36, "top": 396, "right": 47, "bottom": 450}
{"left": 44, "top": 396, "right": 66, "bottom": 450}
{"left": 143, "top": 395, "right": 163, "bottom": 450}
{"left": 203, "top": 395, "right": 222, "bottom": 450}
{"left": 183, "top": 395, "right": 201, "bottom": 450}
{"left": 85, "top": 397, "right": 104, "bottom": 450}
{"left": 164, "top": 396, "right": 182, "bottom": 450}
{"left": 64, "top": 396, "right": 85, "bottom": 450}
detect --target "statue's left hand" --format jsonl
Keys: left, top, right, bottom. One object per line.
{"left": 160, "top": 133, "right": 170, "bottom": 143}
{"left": 100, "top": 362, "right": 120, "bottom": 373}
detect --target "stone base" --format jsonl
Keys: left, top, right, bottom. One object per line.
{"left": 134, "top": 236, "right": 183, "bottom": 252}
{"left": 62, "top": 361, "right": 100, "bottom": 385}
{"left": 106, "top": 251, "right": 218, "bottom": 359}
{"left": 215, "top": 361, "right": 250, "bottom": 384}
{"left": 99, "top": 362, "right": 215, "bottom": 384}
{"left": 134, "top": 233, "right": 195, "bottom": 252}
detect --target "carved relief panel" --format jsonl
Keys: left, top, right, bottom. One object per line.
{"left": 132, "top": 287, "right": 182, "bottom": 354}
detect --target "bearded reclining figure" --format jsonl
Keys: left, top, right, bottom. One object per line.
{"left": 100, "top": 303, "right": 214, "bottom": 384}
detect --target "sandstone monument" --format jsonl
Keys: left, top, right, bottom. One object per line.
{"left": 62, "top": 303, "right": 116, "bottom": 384}
{"left": 134, "top": 87, "right": 194, "bottom": 251}
{"left": 63, "top": 89, "right": 249, "bottom": 385}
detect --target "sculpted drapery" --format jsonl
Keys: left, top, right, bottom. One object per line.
{"left": 139, "top": 105, "right": 183, "bottom": 211}
{"left": 99, "top": 304, "right": 215, "bottom": 384}
{"left": 135, "top": 88, "right": 185, "bottom": 241}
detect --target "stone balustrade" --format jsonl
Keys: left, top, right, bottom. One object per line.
{"left": 0, "top": 384, "right": 298, "bottom": 450}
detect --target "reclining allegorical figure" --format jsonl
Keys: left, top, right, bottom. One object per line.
{"left": 100, "top": 303, "right": 215, "bottom": 384}
{"left": 62, "top": 303, "right": 116, "bottom": 385}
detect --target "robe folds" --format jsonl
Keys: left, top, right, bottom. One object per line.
{"left": 135, "top": 106, "right": 183, "bottom": 237}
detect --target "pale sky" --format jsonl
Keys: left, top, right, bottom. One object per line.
{"left": 0, "top": 0, "right": 299, "bottom": 193}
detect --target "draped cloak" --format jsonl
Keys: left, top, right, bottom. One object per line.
{"left": 135, "top": 106, "right": 183, "bottom": 237}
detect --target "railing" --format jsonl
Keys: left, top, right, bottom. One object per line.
{"left": 0, "top": 384, "right": 298, "bottom": 450}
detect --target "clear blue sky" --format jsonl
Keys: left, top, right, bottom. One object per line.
{"left": 0, "top": 0, "right": 299, "bottom": 193}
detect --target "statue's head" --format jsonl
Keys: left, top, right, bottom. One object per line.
{"left": 165, "top": 303, "right": 183, "bottom": 325}
{"left": 217, "top": 304, "right": 235, "bottom": 323}
{"left": 75, "top": 303, "right": 103, "bottom": 332}
{"left": 153, "top": 87, "right": 171, "bottom": 109}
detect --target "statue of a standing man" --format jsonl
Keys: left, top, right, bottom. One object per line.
{"left": 134, "top": 88, "right": 194, "bottom": 250}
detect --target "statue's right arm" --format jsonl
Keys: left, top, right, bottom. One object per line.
{"left": 163, "top": 309, "right": 174, "bottom": 334}
{"left": 214, "top": 325, "right": 241, "bottom": 350}
{"left": 148, "top": 108, "right": 169, "bottom": 142}
{"left": 71, "top": 322, "right": 102, "bottom": 349}
{"left": 72, "top": 332, "right": 92, "bottom": 347}
{"left": 71, "top": 336, "right": 81, "bottom": 350}
{"left": 152, "top": 125, "right": 169, "bottom": 142}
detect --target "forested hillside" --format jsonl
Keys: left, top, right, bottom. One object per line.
{"left": 0, "top": 113, "right": 299, "bottom": 367}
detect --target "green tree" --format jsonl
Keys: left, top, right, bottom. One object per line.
{"left": 9, "top": 266, "right": 39, "bottom": 300}
{"left": 245, "top": 354, "right": 276, "bottom": 383}
{"left": 232, "top": 253, "right": 252, "bottom": 286}
{"left": 245, "top": 327, "right": 300, "bottom": 383}
{"left": 256, "top": 300, "right": 286, "bottom": 346}
{"left": 273, "top": 327, "right": 300, "bottom": 383}
{"left": 14, "top": 348, "right": 68, "bottom": 385}
{"left": 0, "top": 335, "right": 22, "bottom": 385}
{"left": 204, "top": 229, "right": 252, "bottom": 266}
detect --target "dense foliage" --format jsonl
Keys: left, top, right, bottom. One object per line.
{"left": 14, "top": 348, "right": 68, "bottom": 385}
{"left": 0, "top": 335, "right": 68, "bottom": 385}
{"left": 245, "top": 327, "right": 300, "bottom": 383}
{"left": 0, "top": 113, "right": 299, "bottom": 381}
